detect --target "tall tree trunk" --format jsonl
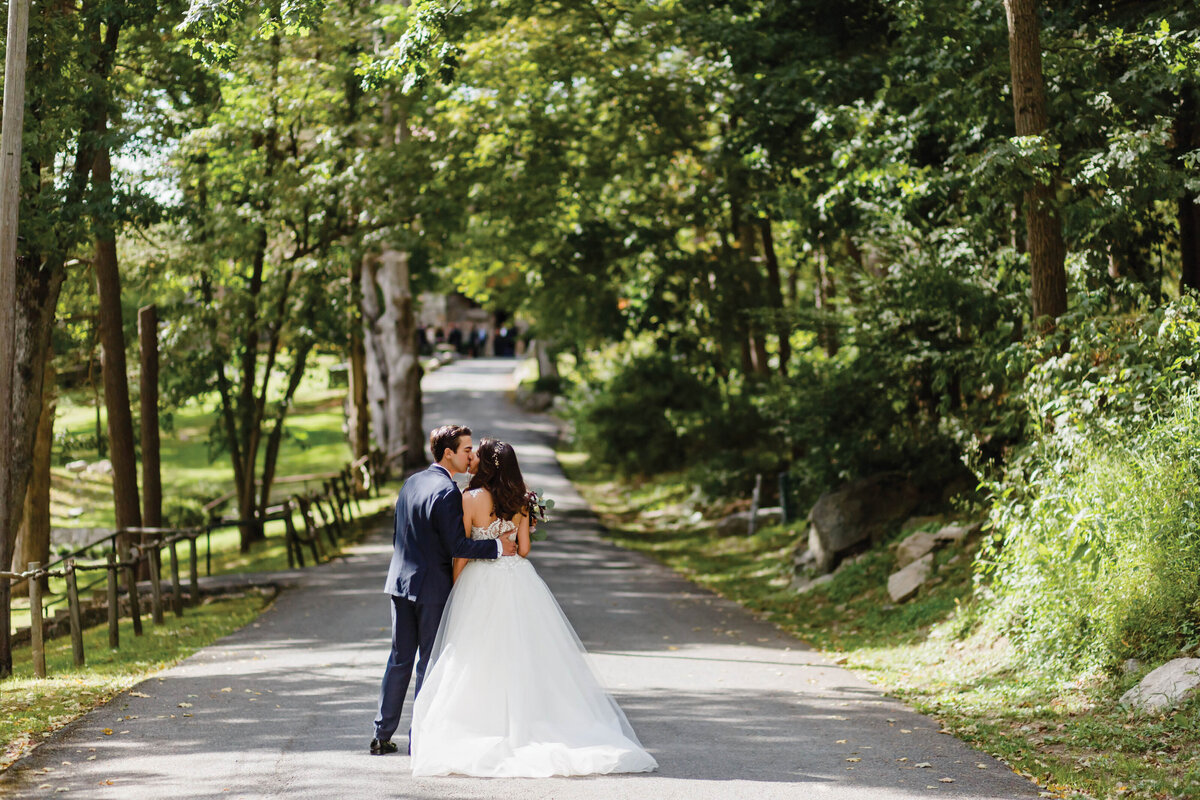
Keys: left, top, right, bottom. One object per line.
{"left": 235, "top": 229, "right": 268, "bottom": 551}
{"left": 12, "top": 356, "right": 53, "bottom": 596}
{"left": 259, "top": 341, "right": 313, "bottom": 511}
{"left": 139, "top": 305, "right": 161, "bottom": 528}
{"left": 1178, "top": 87, "right": 1200, "bottom": 292}
{"left": 814, "top": 243, "right": 839, "bottom": 357}
{"left": 759, "top": 219, "right": 790, "bottom": 375}
{"left": 0, "top": 0, "right": 31, "bottom": 677}
{"left": 93, "top": 142, "right": 143, "bottom": 540}
{"left": 348, "top": 258, "right": 371, "bottom": 461}
{"left": 363, "top": 249, "right": 424, "bottom": 472}
{"left": 1003, "top": 0, "right": 1067, "bottom": 328}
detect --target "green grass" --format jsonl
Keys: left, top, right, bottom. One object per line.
{"left": 1, "top": 594, "right": 267, "bottom": 771}
{"left": 559, "top": 449, "right": 1200, "bottom": 800}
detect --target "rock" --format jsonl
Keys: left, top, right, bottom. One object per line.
{"left": 933, "top": 521, "right": 983, "bottom": 544}
{"left": 86, "top": 459, "right": 113, "bottom": 475}
{"left": 901, "top": 515, "right": 941, "bottom": 534}
{"left": 887, "top": 553, "right": 934, "bottom": 603}
{"left": 718, "top": 507, "right": 782, "bottom": 537}
{"left": 792, "top": 573, "right": 835, "bottom": 595}
{"left": 894, "top": 531, "right": 939, "bottom": 569}
{"left": 1120, "top": 658, "right": 1200, "bottom": 713}
{"left": 1122, "top": 659, "right": 1144, "bottom": 676}
{"left": 65, "top": 460, "right": 88, "bottom": 474}
{"left": 807, "top": 472, "right": 921, "bottom": 573}
{"left": 515, "top": 385, "right": 554, "bottom": 412}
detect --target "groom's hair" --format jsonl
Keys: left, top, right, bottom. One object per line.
{"left": 430, "top": 424, "right": 471, "bottom": 462}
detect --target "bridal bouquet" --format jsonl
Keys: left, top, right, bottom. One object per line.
{"left": 525, "top": 489, "right": 555, "bottom": 541}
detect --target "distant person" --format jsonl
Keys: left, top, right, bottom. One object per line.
{"left": 476, "top": 326, "right": 489, "bottom": 357}
{"left": 447, "top": 324, "right": 463, "bottom": 354}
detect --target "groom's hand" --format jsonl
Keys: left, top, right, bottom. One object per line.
{"left": 500, "top": 536, "right": 518, "bottom": 556}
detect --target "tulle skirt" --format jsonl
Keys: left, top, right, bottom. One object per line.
{"left": 410, "top": 555, "right": 658, "bottom": 778}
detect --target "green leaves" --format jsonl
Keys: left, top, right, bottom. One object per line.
{"left": 356, "top": 0, "right": 462, "bottom": 93}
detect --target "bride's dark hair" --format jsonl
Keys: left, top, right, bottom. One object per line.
{"left": 467, "top": 438, "right": 528, "bottom": 521}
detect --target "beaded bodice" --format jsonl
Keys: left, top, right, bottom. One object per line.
{"left": 470, "top": 518, "right": 518, "bottom": 540}
{"left": 469, "top": 518, "right": 522, "bottom": 570}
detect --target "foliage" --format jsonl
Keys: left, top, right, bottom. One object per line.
{"left": 983, "top": 381, "right": 1200, "bottom": 672}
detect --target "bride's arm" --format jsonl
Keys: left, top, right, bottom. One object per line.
{"left": 454, "top": 494, "right": 475, "bottom": 583}
{"left": 515, "top": 511, "right": 531, "bottom": 558}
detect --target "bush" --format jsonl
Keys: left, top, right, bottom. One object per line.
{"left": 982, "top": 392, "right": 1200, "bottom": 671}
{"left": 570, "top": 351, "right": 714, "bottom": 476}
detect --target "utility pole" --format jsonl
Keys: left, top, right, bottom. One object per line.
{"left": 0, "top": 0, "right": 31, "bottom": 677}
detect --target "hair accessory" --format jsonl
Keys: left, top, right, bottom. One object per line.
{"left": 492, "top": 448, "right": 501, "bottom": 468}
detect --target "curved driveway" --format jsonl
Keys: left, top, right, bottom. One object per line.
{"left": 1, "top": 358, "right": 1040, "bottom": 799}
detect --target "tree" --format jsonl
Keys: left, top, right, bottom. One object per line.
{"left": 1003, "top": 0, "right": 1067, "bottom": 327}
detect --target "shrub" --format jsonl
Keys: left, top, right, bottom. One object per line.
{"left": 981, "top": 391, "right": 1200, "bottom": 671}
{"left": 570, "top": 351, "right": 714, "bottom": 476}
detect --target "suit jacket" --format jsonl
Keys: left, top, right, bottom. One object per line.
{"left": 384, "top": 465, "right": 498, "bottom": 603}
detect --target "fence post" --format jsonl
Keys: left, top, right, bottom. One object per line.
{"left": 189, "top": 536, "right": 200, "bottom": 606}
{"left": 778, "top": 472, "right": 790, "bottom": 526}
{"left": 283, "top": 503, "right": 298, "bottom": 569}
{"left": 66, "top": 562, "right": 85, "bottom": 667}
{"left": 748, "top": 473, "right": 763, "bottom": 537}
{"left": 324, "top": 481, "right": 345, "bottom": 535}
{"left": 345, "top": 469, "right": 362, "bottom": 513}
{"left": 106, "top": 551, "right": 119, "bottom": 649}
{"left": 148, "top": 540, "right": 165, "bottom": 625}
{"left": 169, "top": 540, "right": 183, "bottom": 617}
{"left": 28, "top": 562, "right": 45, "bottom": 678}
{"left": 124, "top": 544, "right": 143, "bottom": 636}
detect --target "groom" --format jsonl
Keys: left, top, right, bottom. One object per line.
{"left": 370, "top": 424, "right": 517, "bottom": 755}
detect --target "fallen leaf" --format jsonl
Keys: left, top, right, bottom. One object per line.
{"left": 976, "top": 763, "right": 988, "bottom": 769}
{"left": 836, "top": 739, "right": 847, "bottom": 744}
{"left": 220, "top": 688, "right": 232, "bottom": 693}
{"left": 101, "top": 729, "right": 113, "bottom": 736}
{"left": 900, "top": 729, "right": 912, "bottom": 734}
{"left": 846, "top": 758, "right": 861, "bottom": 763}
{"left": 897, "top": 757, "right": 908, "bottom": 762}
{"left": 939, "top": 777, "right": 955, "bottom": 783}
{"left": 177, "top": 703, "right": 192, "bottom": 708}
{"left": 129, "top": 692, "right": 150, "bottom": 698}
{"left": 915, "top": 762, "right": 932, "bottom": 769}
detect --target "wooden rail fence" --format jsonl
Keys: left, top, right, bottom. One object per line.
{"left": 2, "top": 450, "right": 391, "bottom": 679}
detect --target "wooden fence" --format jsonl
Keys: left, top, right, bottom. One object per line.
{"left": 1, "top": 450, "right": 389, "bottom": 679}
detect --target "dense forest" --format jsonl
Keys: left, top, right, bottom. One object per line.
{"left": 2, "top": 0, "right": 1200, "bottom": 695}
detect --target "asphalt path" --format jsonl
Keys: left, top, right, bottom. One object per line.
{"left": 1, "top": 358, "right": 1041, "bottom": 799}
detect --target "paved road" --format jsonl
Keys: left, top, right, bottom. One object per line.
{"left": 1, "top": 358, "right": 1041, "bottom": 799}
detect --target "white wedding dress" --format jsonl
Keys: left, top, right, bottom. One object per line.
{"left": 409, "top": 518, "right": 658, "bottom": 777}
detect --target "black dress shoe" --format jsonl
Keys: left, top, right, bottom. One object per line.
{"left": 370, "top": 738, "right": 398, "bottom": 755}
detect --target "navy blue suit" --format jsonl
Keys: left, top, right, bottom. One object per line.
{"left": 373, "top": 465, "right": 499, "bottom": 743}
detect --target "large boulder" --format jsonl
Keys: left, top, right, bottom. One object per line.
{"left": 894, "top": 531, "right": 939, "bottom": 569}
{"left": 887, "top": 553, "right": 934, "bottom": 603}
{"left": 807, "top": 472, "right": 921, "bottom": 573}
{"left": 1120, "top": 658, "right": 1200, "bottom": 713}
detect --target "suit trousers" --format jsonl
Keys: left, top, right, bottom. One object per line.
{"left": 373, "top": 594, "right": 445, "bottom": 743}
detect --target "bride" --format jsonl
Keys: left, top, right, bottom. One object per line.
{"left": 409, "top": 437, "right": 658, "bottom": 778}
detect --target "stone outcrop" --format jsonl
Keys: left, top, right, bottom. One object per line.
{"left": 887, "top": 553, "right": 934, "bottom": 603}
{"left": 1120, "top": 658, "right": 1200, "bottom": 713}
{"left": 894, "top": 531, "right": 938, "bottom": 569}
{"left": 806, "top": 472, "right": 920, "bottom": 573}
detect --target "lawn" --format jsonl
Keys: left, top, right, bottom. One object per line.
{"left": 559, "top": 450, "right": 1200, "bottom": 800}
{"left": 1, "top": 594, "right": 267, "bottom": 772}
